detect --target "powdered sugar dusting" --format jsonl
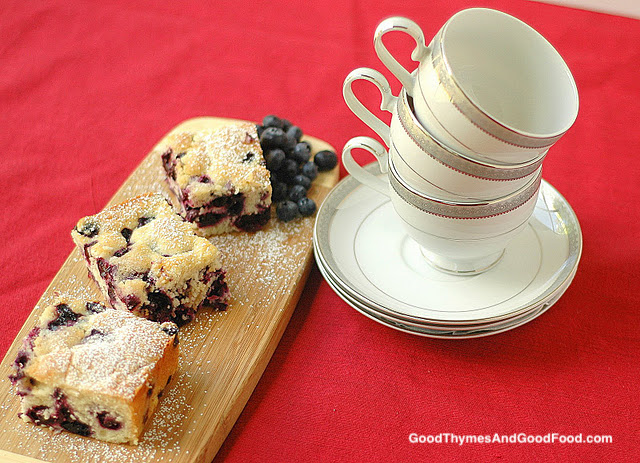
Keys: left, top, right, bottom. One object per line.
{"left": 6, "top": 214, "right": 314, "bottom": 462}
{"left": 166, "top": 124, "right": 269, "bottom": 193}
{"left": 39, "top": 272, "right": 101, "bottom": 309}
{"left": 4, "top": 119, "right": 326, "bottom": 462}
{"left": 119, "top": 154, "right": 167, "bottom": 198}
{"left": 23, "top": 296, "right": 177, "bottom": 400}
{"left": 210, "top": 215, "right": 313, "bottom": 306}
{"left": 66, "top": 312, "right": 171, "bottom": 400}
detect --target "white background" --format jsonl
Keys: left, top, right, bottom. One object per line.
{"left": 532, "top": 0, "right": 640, "bottom": 19}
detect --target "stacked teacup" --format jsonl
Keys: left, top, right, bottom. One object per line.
{"left": 342, "top": 8, "right": 578, "bottom": 275}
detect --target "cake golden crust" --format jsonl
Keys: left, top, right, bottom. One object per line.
{"left": 160, "top": 123, "right": 272, "bottom": 235}
{"left": 71, "top": 193, "right": 229, "bottom": 326}
{"left": 10, "top": 297, "right": 179, "bottom": 444}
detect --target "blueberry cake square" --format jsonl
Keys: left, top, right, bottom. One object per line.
{"left": 71, "top": 193, "right": 229, "bottom": 326}
{"left": 9, "top": 297, "right": 179, "bottom": 444}
{"left": 160, "top": 122, "right": 272, "bottom": 235}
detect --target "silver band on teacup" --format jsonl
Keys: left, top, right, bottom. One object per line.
{"left": 396, "top": 89, "right": 545, "bottom": 180}
{"left": 428, "top": 30, "right": 563, "bottom": 149}
{"left": 388, "top": 156, "right": 542, "bottom": 219}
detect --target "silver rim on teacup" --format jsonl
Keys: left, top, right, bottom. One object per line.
{"left": 396, "top": 88, "right": 546, "bottom": 180}
{"left": 374, "top": 12, "right": 579, "bottom": 154}
{"left": 388, "top": 154, "right": 542, "bottom": 219}
{"left": 422, "top": 13, "right": 577, "bottom": 149}
{"left": 313, "top": 162, "right": 583, "bottom": 325}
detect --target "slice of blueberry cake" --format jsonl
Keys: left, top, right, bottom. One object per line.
{"left": 71, "top": 193, "right": 229, "bottom": 326}
{"left": 9, "top": 297, "right": 179, "bottom": 444}
{"left": 160, "top": 122, "right": 272, "bottom": 235}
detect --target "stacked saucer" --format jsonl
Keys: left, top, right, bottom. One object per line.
{"left": 313, "top": 163, "right": 582, "bottom": 338}
{"left": 315, "top": 9, "right": 582, "bottom": 337}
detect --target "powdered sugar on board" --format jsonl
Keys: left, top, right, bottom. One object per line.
{"left": 3, "top": 216, "right": 313, "bottom": 463}
{"left": 0, "top": 117, "right": 337, "bottom": 463}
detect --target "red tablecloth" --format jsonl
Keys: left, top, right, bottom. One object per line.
{"left": 2, "top": 0, "right": 639, "bottom": 461}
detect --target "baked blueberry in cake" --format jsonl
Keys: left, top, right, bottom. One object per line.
{"left": 9, "top": 297, "right": 179, "bottom": 444}
{"left": 160, "top": 123, "right": 272, "bottom": 235}
{"left": 71, "top": 193, "right": 229, "bottom": 326}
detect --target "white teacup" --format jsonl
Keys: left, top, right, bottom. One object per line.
{"left": 342, "top": 136, "right": 542, "bottom": 275}
{"left": 343, "top": 67, "right": 543, "bottom": 201}
{"left": 374, "top": 9, "right": 579, "bottom": 164}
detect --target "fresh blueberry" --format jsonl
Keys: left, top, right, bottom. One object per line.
{"left": 314, "top": 150, "right": 338, "bottom": 171}
{"left": 256, "top": 125, "right": 265, "bottom": 138}
{"left": 286, "top": 126, "right": 303, "bottom": 142}
{"left": 282, "top": 133, "right": 297, "bottom": 155}
{"left": 278, "top": 158, "right": 299, "bottom": 183}
{"left": 265, "top": 148, "right": 285, "bottom": 171}
{"left": 288, "top": 184, "right": 307, "bottom": 202}
{"left": 297, "top": 197, "right": 316, "bottom": 217}
{"left": 270, "top": 170, "right": 279, "bottom": 185}
{"left": 260, "top": 127, "right": 287, "bottom": 150}
{"left": 301, "top": 161, "right": 318, "bottom": 180}
{"left": 271, "top": 182, "right": 288, "bottom": 202}
{"left": 262, "top": 115, "right": 283, "bottom": 129}
{"left": 281, "top": 119, "right": 292, "bottom": 132}
{"left": 292, "top": 174, "right": 311, "bottom": 190}
{"left": 292, "top": 142, "right": 311, "bottom": 164}
{"left": 276, "top": 200, "right": 299, "bottom": 222}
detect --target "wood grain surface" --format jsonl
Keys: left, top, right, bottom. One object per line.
{"left": 0, "top": 117, "right": 339, "bottom": 463}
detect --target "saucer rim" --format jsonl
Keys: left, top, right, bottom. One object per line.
{"left": 317, "top": 255, "right": 556, "bottom": 339}
{"left": 315, "top": 236, "right": 578, "bottom": 329}
{"left": 313, "top": 163, "right": 582, "bottom": 326}
{"left": 316, "top": 251, "right": 559, "bottom": 331}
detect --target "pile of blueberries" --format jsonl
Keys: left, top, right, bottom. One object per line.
{"left": 257, "top": 115, "right": 337, "bottom": 222}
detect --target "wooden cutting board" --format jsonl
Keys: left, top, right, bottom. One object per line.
{"left": 0, "top": 117, "right": 339, "bottom": 463}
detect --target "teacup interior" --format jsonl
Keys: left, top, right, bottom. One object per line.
{"left": 442, "top": 8, "right": 578, "bottom": 137}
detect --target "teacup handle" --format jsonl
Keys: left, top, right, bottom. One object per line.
{"left": 342, "top": 136, "right": 390, "bottom": 196}
{"left": 343, "top": 67, "right": 396, "bottom": 149}
{"left": 374, "top": 16, "right": 430, "bottom": 95}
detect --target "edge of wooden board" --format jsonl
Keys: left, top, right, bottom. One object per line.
{"left": 0, "top": 449, "right": 49, "bottom": 463}
{"left": 0, "top": 116, "right": 340, "bottom": 463}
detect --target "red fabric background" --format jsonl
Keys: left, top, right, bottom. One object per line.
{"left": 1, "top": 0, "right": 639, "bottom": 461}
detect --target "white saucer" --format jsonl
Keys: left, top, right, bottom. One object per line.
{"left": 315, "top": 238, "right": 570, "bottom": 329}
{"left": 316, "top": 257, "right": 554, "bottom": 338}
{"left": 313, "top": 163, "right": 582, "bottom": 330}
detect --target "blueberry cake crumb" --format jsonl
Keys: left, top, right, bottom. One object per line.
{"left": 71, "top": 193, "right": 229, "bottom": 326}
{"left": 161, "top": 123, "right": 272, "bottom": 235}
{"left": 9, "top": 297, "right": 179, "bottom": 444}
